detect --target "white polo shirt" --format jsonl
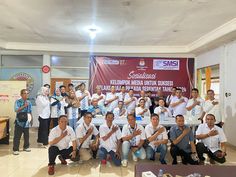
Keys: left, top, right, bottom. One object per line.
{"left": 154, "top": 106, "right": 172, "bottom": 121}
{"left": 113, "top": 107, "right": 127, "bottom": 119}
{"left": 170, "top": 96, "right": 188, "bottom": 117}
{"left": 75, "top": 122, "right": 99, "bottom": 148}
{"left": 91, "top": 93, "right": 106, "bottom": 107}
{"left": 105, "top": 92, "right": 119, "bottom": 112}
{"left": 117, "top": 92, "right": 127, "bottom": 102}
{"left": 121, "top": 124, "right": 146, "bottom": 146}
{"left": 137, "top": 97, "right": 152, "bottom": 109}
{"left": 203, "top": 99, "right": 221, "bottom": 123}
{"left": 196, "top": 123, "right": 227, "bottom": 153}
{"left": 76, "top": 90, "right": 91, "bottom": 110}
{"left": 49, "top": 125, "right": 76, "bottom": 150}
{"left": 36, "top": 95, "right": 51, "bottom": 119}
{"left": 99, "top": 123, "right": 122, "bottom": 152}
{"left": 135, "top": 107, "right": 151, "bottom": 117}
{"left": 145, "top": 123, "right": 168, "bottom": 150}
{"left": 186, "top": 97, "right": 205, "bottom": 120}
{"left": 124, "top": 94, "right": 137, "bottom": 114}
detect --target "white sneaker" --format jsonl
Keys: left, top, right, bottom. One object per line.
{"left": 13, "top": 151, "right": 19, "bottom": 155}
{"left": 121, "top": 160, "right": 128, "bottom": 167}
{"left": 23, "top": 148, "right": 31, "bottom": 152}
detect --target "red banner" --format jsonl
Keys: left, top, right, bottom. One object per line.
{"left": 90, "top": 56, "right": 194, "bottom": 98}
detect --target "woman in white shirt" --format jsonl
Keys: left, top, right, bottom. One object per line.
{"left": 135, "top": 99, "right": 151, "bottom": 118}
{"left": 36, "top": 86, "right": 51, "bottom": 146}
{"left": 50, "top": 88, "right": 66, "bottom": 128}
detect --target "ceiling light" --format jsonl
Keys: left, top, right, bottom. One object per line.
{"left": 85, "top": 25, "right": 101, "bottom": 40}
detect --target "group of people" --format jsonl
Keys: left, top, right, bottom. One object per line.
{"left": 12, "top": 83, "right": 227, "bottom": 176}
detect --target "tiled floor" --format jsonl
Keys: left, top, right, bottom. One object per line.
{"left": 1, "top": 128, "right": 236, "bottom": 177}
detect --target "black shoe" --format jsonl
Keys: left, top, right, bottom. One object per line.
{"left": 160, "top": 160, "right": 167, "bottom": 164}
{"left": 172, "top": 160, "right": 177, "bottom": 165}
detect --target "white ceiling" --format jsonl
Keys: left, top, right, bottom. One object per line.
{"left": 0, "top": 0, "right": 236, "bottom": 54}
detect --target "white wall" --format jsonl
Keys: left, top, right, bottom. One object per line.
{"left": 196, "top": 41, "right": 236, "bottom": 146}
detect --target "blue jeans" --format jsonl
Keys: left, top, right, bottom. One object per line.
{"left": 98, "top": 147, "right": 121, "bottom": 166}
{"left": 122, "top": 141, "right": 146, "bottom": 160}
{"left": 146, "top": 144, "right": 167, "bottom": 163}
{"left": 68, "top": 119, "right": 77, "bottom": 130}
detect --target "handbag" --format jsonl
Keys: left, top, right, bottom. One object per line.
{"left": 16, "top": 112, "right": 28, "bottom": 122}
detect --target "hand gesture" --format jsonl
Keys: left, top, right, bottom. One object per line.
{"left": 111, "top": 126, "right": 118, "bottom": 133}
{"left": 133, "top": 129, "right": 142, "bottom": 136}
{"left": 24, "top": 101, "right": 28, "bottom": 108}
{"left": 208, "top": 129, "right": 218, "bottom": 136}
{"left": 180, "top": 98, "right": 185, "bottom": 103}
{"left": 212, "top": 101, "right": 219, "bottom": 106}
{"left": 87, "top": 127, "right": 94, "bottom": 135}
{"left": 156, "top": 127, "right": 165, "bottom": 134}
{"left": 182, "top": 127, "right": 190, "bottom": 136}
{"left": 61, "top": 130, "right": 68, "bottom": 138}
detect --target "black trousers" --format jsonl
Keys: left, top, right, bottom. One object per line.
{"left": 170, "top": 145, "right": 198, "bottom": 165}
{"left": 196, "top": 142, "right": 225, "bottom": 163}
{"left": 37, "top": 117, "right": 50, "bottom": 145}
{"left": 48, "top": 146, "right": 73, "bottom": 165}
{"left": 13, "top": 123, "right": 29, "bottom": 151}
{"left": 51, "top": 118, "right": 58, "bottom": 128}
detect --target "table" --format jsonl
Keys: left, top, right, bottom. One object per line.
{"left": 0, "top": 116, "right": 10, "bottom": 144}
{"left": 135, "top": 163, "right": 236, "bottom": 177}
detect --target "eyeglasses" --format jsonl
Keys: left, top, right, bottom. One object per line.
{"left": 22, "top": 92, "right": 29, "bottom": 94}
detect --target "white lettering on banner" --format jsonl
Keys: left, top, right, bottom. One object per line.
{"left": 153, "top": 59, "right": 179, "bottom": 70}
{"left": 157, "top": 81, "right": 173, "bottom": 86}
{"left": 128, "top": 71, "right": 156, "bottom": 79}
{"left": 103, "top": 59, "right": 120, "bottom": 65}
{"left": 110, "top": 80, "right": 131, "bottom": 85}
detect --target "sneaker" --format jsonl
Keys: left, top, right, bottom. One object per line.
{"left": 101, "top": 159, "right": 107, "bottom": 165}
{"left": 23, "top": 148, "right": 31, "bottom": 152}
{"left": 172, "top": 160, "right": 177, "bottom": 165}
{"left": 121, "top": 160, "right": 128, "bottom": 167}
{"left": 132, "top": 155, "right": 138, "bottom": 162}
{"left": 48, "top": 165, "right": 54, "bottom": 175}
{"left": 58, "top": 155, "right": 67, "bottom": 165}
{"left": 199, "top": 160, "right": 205, "bottom": 165}
{"left": 160, "top": 160, "right": 167, "bottom": 164}
{"left": 13, "top": 151, "right": 19, "bottom": 155}
{"left": 209, "top": 159, "right": 216, "bottom": 164}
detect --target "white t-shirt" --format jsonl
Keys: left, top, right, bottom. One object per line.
{"left": 76, "top": 90, "right": 91, "bottom": 110}
{"left": 135, "top": 107, "right": 151, "bottom": 117}
{"left": 203, "top": 99, "right": 221, "bottom": 123}
{"left": 124, "top": 94, "right": 137, "bottom": 114}
{"left": 113, "top": 107, "right": 127, "bottom": 119}
{"left": 49, "top": 125, "right": 76, "bottom": 150}
{"left": 99, "top": 123, "right": 122, "bottom": 152}
{"left": 196, "top": 123, "right": 227, "bottom": 153}
{"left": 137, "top": 97, "right": 152, "bottom": 109}
{"left": 75, "top": 122, "right": 99, "bottom": 148}
{"left": 186, "top": 97, "right": 205, "bottom": 121}
{"left": 105, "top": 92, "right": 119, "bottom": 112}
{"left": 121, "top": 124, "right": 146, "bottom": 146}
{"left": 170, "top": 96, "right": 188, "bottom": 117}
{"left": 154, "top": 106, "right": 172, "bottom": 121}
{"left": 91, "top": 93, "right": 106, "bottom": 107}
{"left": 36, "top": 95, "right": 50, "bottom": 119}
{"left": 145, "top": 123, "right": 168, "bottom": 150}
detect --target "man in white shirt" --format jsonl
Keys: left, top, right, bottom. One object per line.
{"left": 196, "top": 114, "right": 227, "bottom": 164}
{"left": 75, "top": 83, "right": 91, "bottom": 117}
{"left": 117, "top": 85, "right": 127, "bottom": 102}
{"left": 105, "top": 85, "right": 119, "bottom": 112}
{"left": 137, "top": 90, "right": 152, "bottom": 109}
{"left": 124, "top": 89, "right": 137, "bottom": 114}
{"left": 203, "top": 89, "right": 222, "bottom": 127}
{"left": 166, "top": 87, "right": 177, "bottom": 107}
{"left": 121, "top": 114, "right": 146, "bottom": 167}
{"left": 98, "top": 112, "right": 122, "bottom": 166}
{"left": 145, "top": 113, "right": 168, "bottom": 164}
{"left": 170, "top": 88, "right": 188, "bottom": 117}
{"left": 154, "top": 98, "right": 172, "bottom": 121}
{"left": 186, "top": 88, "right": 205, "bottom": 122}
{"left": 113, "top": 101, "right": 127, "bottom": 119}
{"left": 91, "top": 86, "right": 106, "bottom": 107}
{"left": 76, "top": 112, "right": 99, "bottom": 162}
{"left": 48, "top": 115, "right": 77, "bottom": 175}
{"left": 135, "top": 99, "right": 151, "bottom": 118}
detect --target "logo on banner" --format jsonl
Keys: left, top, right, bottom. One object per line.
{"left": 10, "top": 72, "right": 34, "bottom": 93}
{"left": 137, "top": 59, "right": 148, "bottom": 70}
{"left": 153, "top": 59, "right": 179, "bottom": 70}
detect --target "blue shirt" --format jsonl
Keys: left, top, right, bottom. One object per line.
{"left": 169, "top": 125, "right": 194, "bottom": 153}
{"left": 15, "top": 98, "right": 32, "bottom": 128}
{"left": 87, "top": 105, "right": 106, "bottom": 116}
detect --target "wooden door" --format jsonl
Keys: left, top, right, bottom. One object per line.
{"left": 50, "top": 78, "right": 71, "bottom": 94}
